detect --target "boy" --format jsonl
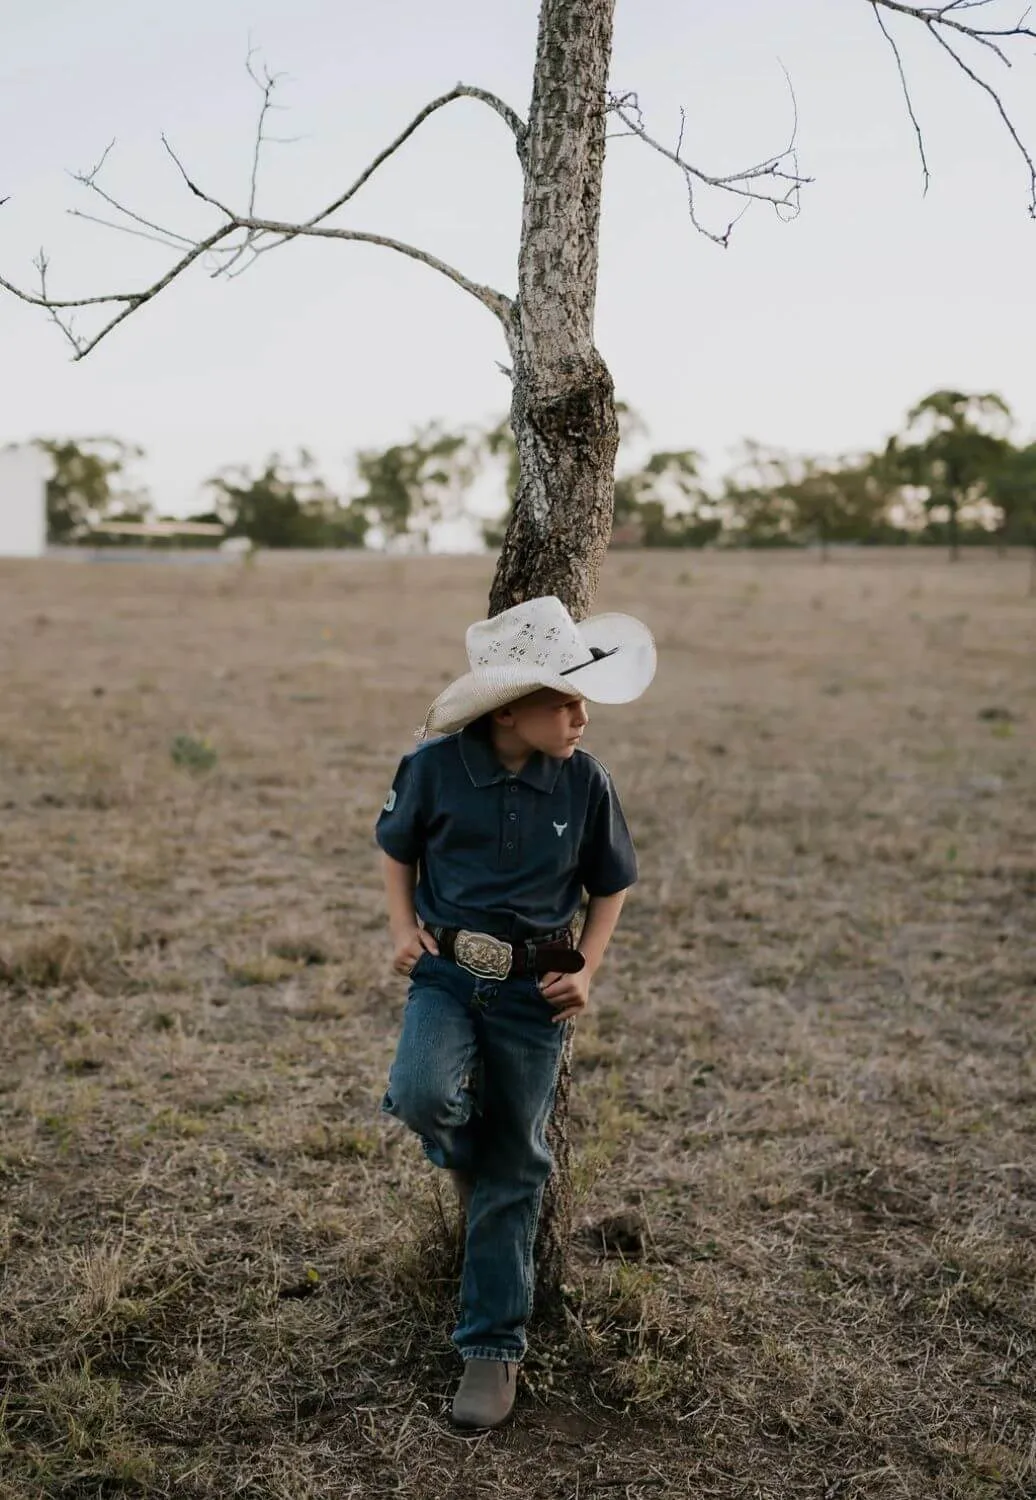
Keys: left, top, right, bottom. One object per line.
{"left": 375, "top": 595, "right": 655, "bottom": 1429}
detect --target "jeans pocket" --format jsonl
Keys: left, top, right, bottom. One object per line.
{"left": 528, "top": 976, "right": 561, "bottom": 1024}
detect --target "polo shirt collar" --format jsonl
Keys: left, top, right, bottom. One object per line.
{"left": 458, "top": 723, "right": 563, "bottom": 793}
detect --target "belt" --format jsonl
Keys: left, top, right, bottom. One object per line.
{"left": 431, "top": 926, "right": 586, "bottom": 981}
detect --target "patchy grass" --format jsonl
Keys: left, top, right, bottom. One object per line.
{"left": 226, "top": 953, "right": 301, "bottom": 987}
{"left": 0, "top": 550, "right": 1034, "bottom": 1499}
{"left": 0, "top": 930, "right": 120, "bottom": 990}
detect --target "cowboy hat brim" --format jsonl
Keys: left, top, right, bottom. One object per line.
{"left": 572, "top": 613, "right": 657, "bottom": 704}
{"left": 422, "top": 611, "right": 656, "bottom": 737}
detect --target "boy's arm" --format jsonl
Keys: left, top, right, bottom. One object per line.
{"left": 544, "top": 766, "right": 637, "bottom": 1023}
{"left": 577, "top": 889, "right": 628, "bottom": 976}
{"left": 541, "top": 887, "right": 629, "bottom": 1024}
{"left": 380, "top": 852, "right": 439, "bottom": 973}
{"left": 376, "top": 752, "right": 437, "bottom": 974}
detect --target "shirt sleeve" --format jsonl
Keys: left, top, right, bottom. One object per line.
{"left": 578, "top": 771, "right": 638, "bottom": 897}
{"left": 374, "top": 753, "right": 426, "bottom": 865}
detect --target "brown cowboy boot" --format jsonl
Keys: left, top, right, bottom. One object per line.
{"left": 451, "top": 1358, "right": 518, "bottom": 1429}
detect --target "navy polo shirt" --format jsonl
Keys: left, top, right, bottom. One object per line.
{"left": 374, "top": 721, "right": 637, "bottom": 939}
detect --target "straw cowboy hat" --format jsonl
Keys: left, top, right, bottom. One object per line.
{"left": 419, "top": 595, "right": 657, "bottom": 738}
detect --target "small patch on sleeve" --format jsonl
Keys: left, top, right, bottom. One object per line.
{"left": 382, "top": 788, "right": 397, "bottom": 813}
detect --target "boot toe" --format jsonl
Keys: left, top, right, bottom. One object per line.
{"left": 451, "top": 1359, "right": 517, "bottom": 1429}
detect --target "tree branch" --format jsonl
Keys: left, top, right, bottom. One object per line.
{"left": 0, "top": 224, "right": 239, "bottom": 358}
{"left": 0, "top": 75, "right": 522, "bottom": 357}
{"left": 67, "top": 138, "right": 200, "bottom": 253}
{"left": 870, "top": 0, "right": 1036, "bottom": 61}
{"left": 245, "top": 48, "right": 284, "bottom": 218}
{"left": 0, "top": 204, "right": 512, "bottom": 358}
{"left": 871, "top": 5, "right": 933, "bottom": 194}
{"left": 926, "top": 21, "right": 1036, "bottom": 210}
{"left": 213, "top": 78, "right": 527, "bottom": 279}
{"left": 34, "top": 250, "right": 81, "bottom": 356}
{"left": 868, "top": 0, "right": 1036, "bottom": 212}
{"left": 456, "top": 84, "right": 528, "bottom": 152}
{"left": 197, "top": 210, "right": 516, "bottom": 325}
{"left": 608, "top": 69, "right": 812, "bottom": 247}
{"left": 158, "top": 133, "right": 514, "bottom": 322}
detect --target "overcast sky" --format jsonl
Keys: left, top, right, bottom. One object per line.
{"left": 3, "top": 0, "right": 1035, "bottom": 528}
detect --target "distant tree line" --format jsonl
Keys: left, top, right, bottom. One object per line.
{"left": 33, "top": 389, "right": 1036, "bottom": 559}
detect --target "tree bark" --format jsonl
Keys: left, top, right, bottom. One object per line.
{"left": 487, "top": 0, "right": 619, "bottom": 1314}
{"left": 490, "top": 0, "right": 619, "bottom": 623}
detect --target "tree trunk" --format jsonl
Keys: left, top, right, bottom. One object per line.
{"left": 489, "top": 0, "right": 619, "bottom": 623}
{"left": 949, "top": 495, "right": 960, "bottom": 561}
{"left": 487, "top": 0, "right": 619, "bottom": 1313}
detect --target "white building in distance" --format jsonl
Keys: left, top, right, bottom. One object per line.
{"left": 0, "top": 445, "right": 48, "bottom": 557}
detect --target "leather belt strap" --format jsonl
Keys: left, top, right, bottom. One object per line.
{"left": 433, "top": 926, "right": 585, "bottom": 979}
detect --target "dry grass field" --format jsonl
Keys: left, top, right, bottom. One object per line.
{"left": 0, "top": 549, "right": 1033, "bottom": 1500}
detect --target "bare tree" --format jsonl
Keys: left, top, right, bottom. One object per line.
{"left": 3, "top": 0, "right": 1035, "bottom": 1308}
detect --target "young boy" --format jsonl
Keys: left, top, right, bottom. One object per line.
{"left": 374, "top": 595, "right": 655, "bottom": 1429}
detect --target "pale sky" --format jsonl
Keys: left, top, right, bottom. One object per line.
{"left": 2, "top": 0, "right": 1034, "bottom": 527}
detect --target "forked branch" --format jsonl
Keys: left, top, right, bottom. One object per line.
{"left": 203, "top": 76, "right": 527, "bottom": 281}
{"left": 870, "top": 0, "right": 1036, "bottom": 59}
{"left": 869, "top": 0, "right": 1036, "bottom": 211}
{"left": 608, "top": 71, "right": 812, "bottom": 246}
{"left": 616, "top": 1, "right": 1036, "bottom": 242}
{"left": 0, "top": 74, "right": 523, "bottom": 359}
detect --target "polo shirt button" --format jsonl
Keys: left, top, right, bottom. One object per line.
{"left": 508, "top": 812, "right": 518, "bottom": 821}
{"left": 505, "top": 841, "right": 515, "bottom": 850}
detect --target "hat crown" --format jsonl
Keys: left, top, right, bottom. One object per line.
{"left": 465, "top": 596, "right": 588, "bottom": 676}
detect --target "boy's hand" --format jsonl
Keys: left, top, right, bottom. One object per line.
{"left": 539, "top": 968, "right": 591, "bottom": 1024}
{"left": 392, "top": 926, "right": 439, "bottom": 977}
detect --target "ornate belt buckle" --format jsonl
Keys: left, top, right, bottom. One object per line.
{"left": 454, "top": 930, "right": 512, "bottom": 980}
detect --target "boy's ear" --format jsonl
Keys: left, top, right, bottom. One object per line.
{"left": 492, "top": 703, "right": 516, "bottom": 726}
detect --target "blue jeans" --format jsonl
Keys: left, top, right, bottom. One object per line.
{"left": 381, "top": 950, "right": 567, "bottom": 1363}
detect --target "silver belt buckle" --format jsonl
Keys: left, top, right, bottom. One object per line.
{"left": 454, "top": 930, "right": 512, "bottom": 980}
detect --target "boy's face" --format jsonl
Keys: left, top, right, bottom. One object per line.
{"left": 493, "top": 688, "right": 590, "bottom": 759}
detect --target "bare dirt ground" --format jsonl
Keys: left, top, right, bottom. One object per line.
{"left": 0, "top": 549, "right": 1033, "bottom": 1500}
